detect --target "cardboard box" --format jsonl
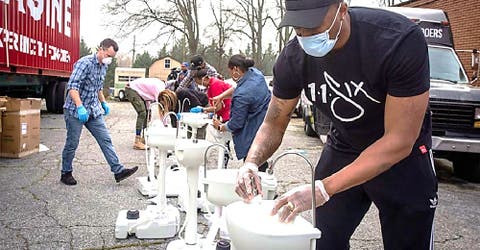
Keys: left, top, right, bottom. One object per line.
{"left": 3, "top": 97, "right": 41, "bottom": 112}
{"left": 1, "top": 98, "right": 41, "bottom": 158}
{"left": 0, "top": 96, "right": 6, "bottom": 134}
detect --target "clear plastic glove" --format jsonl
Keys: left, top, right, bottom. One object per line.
{"left": 190, "top": 106, "right": 203, "bottom": 113}
{"left": 235, "top": 162, "right": 263, "bottom": 202}
{"left": 271, "top": 180, "right": 330, "bottom": 223}
{"left": 212, "top": 117, "right": 223, "bottom": 130}
{"left": 77, "top": 105, "right": 89, "bottom": 123}
{"left": 101, "top": 101, "right": 110, "bottom": 116}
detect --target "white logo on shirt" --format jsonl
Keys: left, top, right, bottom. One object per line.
{"left": 309, "top": 72, "right": 380, "bottom": 122}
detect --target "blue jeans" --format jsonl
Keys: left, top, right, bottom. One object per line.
{"left": 61, "top": 112, "right": 124, "bottom": 174}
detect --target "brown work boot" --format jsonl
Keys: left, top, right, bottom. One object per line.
{"left": 133, "top": 135, "right": 146, "bottom": 150}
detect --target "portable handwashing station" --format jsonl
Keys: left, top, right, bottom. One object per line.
{"left": 201, "top": 154, "right": 278, "bottom": 249}
{"left": 225, "top": 151, "right": 322, "bottom": 250}
{"left": 115, "top": 105, "right": 180, "bottom": 239}
{"left": 168, "top": 142, "right": 278, "bottom": 250}
{"left": 137, "top": 107, "right": 179, "bottom": 197}
{"left": 165, "top": 137, "right": 214, "bottom": 249}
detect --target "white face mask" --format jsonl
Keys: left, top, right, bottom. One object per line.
{"left": 231, "top": 69, "right": 242, "bottom": 82}
{"left": 296, "top": 4, "right": 343, "bottom": 57}
{"left": 102, "top": 57, "right": 113, "bottom": 65}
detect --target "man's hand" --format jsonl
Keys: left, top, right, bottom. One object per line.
{"left": 101, "top": 101, "right": 110, "bottom": 116}
{"left": 271, "top": 180, "right": 330, "bottom": 223}
{"left": 235, "top": 162, "right": 263, "bottom": 202}
{"left": 77, "top": 105, "right": 89, "bottom": 123}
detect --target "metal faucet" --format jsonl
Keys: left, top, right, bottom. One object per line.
{"left": 270, "top": 150, "right": 317, "bottom": 228}
{"left": 182, "top": 98, "right": 191, "bottom": 112}
{"left": 203, "top": 143, "right": 232, "bottom": 178}
{"left": 163, "top": 111, "right": 180, "bottom": 137}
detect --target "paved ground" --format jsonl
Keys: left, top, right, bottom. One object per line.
{"left": 0, "top": 101, "right": 479, "bottom": 249}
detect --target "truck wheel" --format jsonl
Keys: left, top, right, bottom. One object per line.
{"left": 452, "top": 153, "right": 480, "bottom": 183}
{"left": 118, "top": 90, "right": 126, "bottom": 101}
{"left": 314, "top": 109, "right": 331, "bottom": 144}
{"left": 45, "top": 82, "right": 57, "bottom": 113}
{"left": 55, "top": 81, "right": 67, "bottom": 114}
{"left": 304, "top": 117, "right": 317, "bottom": 137}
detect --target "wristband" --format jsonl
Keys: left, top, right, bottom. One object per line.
{"left": 315, "top": 180, "right": 330, "bottom": 202}
{"left": 243, "top": 162, "right": 259, "bottom": 173}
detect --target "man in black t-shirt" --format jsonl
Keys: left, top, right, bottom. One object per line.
{"left": 234, "top": 0, "right": 437, "bottom": 249}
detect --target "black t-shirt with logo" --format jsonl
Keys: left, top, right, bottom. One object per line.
{"left": 273, "top": 7, "right": 431, "bottom": 154}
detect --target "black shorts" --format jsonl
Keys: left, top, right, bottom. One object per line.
{"left": 314, "top": 145, "right": 438, "bottom": 250}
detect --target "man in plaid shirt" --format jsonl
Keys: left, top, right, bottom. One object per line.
{"left": 60, "top": 38, "right": 138, "bottom": 186}
{"left": 177, "top": 55, "right": 218, "bottom": 91}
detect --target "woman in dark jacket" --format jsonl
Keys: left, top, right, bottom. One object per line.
{"left": 213, "top": 54, "right": 271, "bottom": 171}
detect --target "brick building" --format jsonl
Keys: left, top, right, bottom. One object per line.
{"left": 396, "top": 0, "right": 480, "bottom": 80}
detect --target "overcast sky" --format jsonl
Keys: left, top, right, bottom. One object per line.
{"left": 80, "top": 0, "right": 380, "bottom": 57}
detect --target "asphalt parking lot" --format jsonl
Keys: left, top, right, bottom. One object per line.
{"left": 0, "top": 100, "right": 479, "bottom": 250}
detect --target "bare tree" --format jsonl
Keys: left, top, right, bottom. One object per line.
{"left": 209, "top": 1, "right": 237, "bottom": 72}
{"left": 269, "top": 0, "right": 293, "bottom": 54}
{"left": 104, "top": 0, "right": 200, "bottom": 55}
{"left": 226, "top": 0, "right": 270, "bottom": 71}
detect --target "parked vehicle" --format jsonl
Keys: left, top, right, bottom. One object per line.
{"left": 300, "top": 7, "right": 480, "bottom": 181}
{"left": 0, "top": 0, "right": 81, "bottom": 113}
{"left": 113, "top": 67, "right": 146, "bottom": 101}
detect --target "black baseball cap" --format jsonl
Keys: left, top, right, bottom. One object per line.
{"left": 279, "top": 0, "right": 342, "bottom": 29}
{"left": 190, "top": 55, "right": 204, "bottom": 70}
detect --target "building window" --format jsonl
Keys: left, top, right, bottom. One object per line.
{"left": 164, "top": 59, "right": 171, "bottom": 69}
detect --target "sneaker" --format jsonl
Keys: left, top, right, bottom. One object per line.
{"left": 114, "top": 166, "right": 139, "bottom": 183}
{"left": 60, "top": 172, "right": 77, "bottom": 185}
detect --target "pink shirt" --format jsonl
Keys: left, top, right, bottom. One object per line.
{"left": 129, "top": 78, "right": 165, "bottom": 102}
{"left": 207, "top": 77, "right": 232, "bottom": 122}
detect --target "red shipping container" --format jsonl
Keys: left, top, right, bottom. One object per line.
{"left": 0, "top": 0, "right": 81, "bottom": 77}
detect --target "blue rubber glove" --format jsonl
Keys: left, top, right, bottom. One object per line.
{"left": 77, "top": 105, "right": 89, "bottom": 123}
{"left": 176, "top": 113, "right": 182, "bottom": 119}
{"left": 101, "top": 101, "right": 110, "bottom": 116}
{"left": 190, "top": 106, "right": 203, "bottom": 113}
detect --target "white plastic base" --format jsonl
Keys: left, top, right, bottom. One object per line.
{"left": 137, "top": 176, "right": 157, "bottom": 197}
{"left": 115, "top": 205, "right": 180, "bottom": 239}
{"left": 137, "top": 167, "right": 188, "bottom": 198}
{"left": 166, "top": 238, "right": 217, "bottom": 250}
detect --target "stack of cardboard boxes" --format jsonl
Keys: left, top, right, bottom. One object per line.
{"left": 0, "top": 97, "right": 41, "bottom": 158}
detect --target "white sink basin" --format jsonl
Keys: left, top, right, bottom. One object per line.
{"left": 225, "top": 200, "right": 321, "bottom": 250}
{"left": 202, "top": 169, "right": 242, "bottom": 207}
{"left": 180, "top": 112, "right": 210, "bottom": 129}
{"left": 145, "top": 122, "right": 177, "bottom": 150}
{"left": 175, "top": 139, "right": 212, "bottom": 168}
{"left": 202, "top": 169, "right": 278, "bottom": 207}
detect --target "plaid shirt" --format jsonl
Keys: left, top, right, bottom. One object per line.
{"left": 178, "top": 63, "right": 218, "bottom": 89}
{"left": 63, "top": 53, "right": 107, "bottom": 119}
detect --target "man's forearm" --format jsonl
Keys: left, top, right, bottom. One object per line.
{"left": 246, "top": 97, "right": 294, "bottom": 166}
{"left": 98, "top": 91, "right": 106, "bottom": 103}
{"left": 246, "top": 123, "right": 284, "bottom": 166}
{"left": 69, "top": 90, "right": 83, "bottom": 107}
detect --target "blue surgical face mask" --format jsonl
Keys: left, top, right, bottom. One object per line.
{"left": 297, "top": 4, "right": 343, "bottom": 57}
